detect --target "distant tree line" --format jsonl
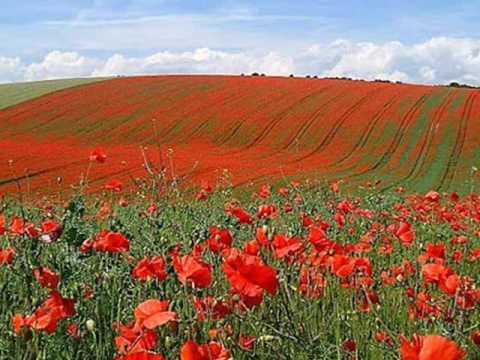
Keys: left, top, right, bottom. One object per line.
{"left": 240, "top": 73, "right": 480, "bottom": 89}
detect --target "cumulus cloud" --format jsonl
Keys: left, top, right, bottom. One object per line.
{"left": 298, "top": 37, "right": 480, "bottom": 84}
{"left": 24, "top": 51, "right": 100, "bottom": 81}
{"left": 0, "top": 56, "right": 24, "bottom": 83}
{"left": 2, "top": 37, "right": 480, "bottom": 85}
{"left": 92, "top": 48, "right": 294, "bottom": 77}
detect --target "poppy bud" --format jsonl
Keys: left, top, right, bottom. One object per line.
{"left": 86, "top": 319, "right": 95, "bottom": 332}
{"left": 472, "top": 331, "right": 480, "bottom": 347}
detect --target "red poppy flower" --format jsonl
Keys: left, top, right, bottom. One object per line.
{"left": 223, "top": 250, "right": 278, "bottom": 306}
{"left": 0, "top": 214, "right": 5, "bottom": 235}
{"left": 92, "top": 231, "right": 130, "bottom": 253}
{"left": 239, "top": 335, "right": 256, "bottom": 351}
{"left": 331, "top": 181, "right": 340, "bottom": 193}
{"left": 67, "top": 323, "right": 81, "bottom": 340}
{"left": 278, "top": 187, "right": 289, "bottom": 197}
{"left": 375, "top": 332, "right": 394, "bottom": 346}
{"left": 343, "top": 339, "right": 356, "bottom": 352}
{"left": 89, "top": 148, "right": 107, "bottom": 163}
{"left": 133, "top": 300, "right": 176, "bottom": 330}
{"left": 13, "top": 291, "right": 75, "bottom": 334}
{"left": 424, "top": 191, "right": 440, "bottom": 202}
{"left": 33, "top": 267, "right": 60, "bottom": 289}
{"left": 180, "top": 340, "right": 230, "bottom": 360}
{"left": 400, "top": 334, "right": 466, "bottom": 360}
{"left": 472, "top": 331, "right": 480, "bottom": 347}
{"left": 115, "top": 352, "right": 166, "bottom": 360}
{"left": 255, "top": 226, "right": 270, "bottom": 247}
{"left": 272, "top": 234, "right": 303, "bottom": 259}
{"left": 40, "top": 220, "right": 63, "bottom": 243}
{"left": 193, "top": 296, "right": 232, "bottom": 321}
{"left": 132, "top": 256, "right": 167, "bottom": 282}
{"left": 172, "top": 253, "right": 212, "bottom": 289}
{"left": 228, "top": 206, "right": 253, "bottom": 225}
{"left": 258, "top": 184, "right": 271, "bottom": 199}
{"left": 105, "top": 180, "right": 123, "bottom": 192}
{"left": 10, "top": 216, "right": 25, "bottom": 235}
{"left": 395, "top": 222, "right": 416, "bottom": 246}
{"left": 208, "top": 227, "right": 233, "bottom": 253}
{"left": 0, "top": 248, "right": 15, "bottom": 265}
{"left": 114, "top": 321, "right": 158, "bottom": 354}
{"left": 309, "top": 226, "right": 334, "bottom": 253}
{"left": 425, "top": 243, "right": 446, "bottom": 260}
{"left": 196, "top": 190, "right": 209, "bottom": 201}
{"left": 421, "top": 263, "right": 460, "bottom": 296}
{"left": 244, "top": 240, "right": 260, "bottom": 255}
{"left": 257, "top": 204, "right": 279, "bottom": 220}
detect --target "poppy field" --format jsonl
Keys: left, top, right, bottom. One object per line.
{"left": 0, "top": 168, "right": 479, "bottom": 359}
{"left": 0, "top": 75, "right": 479, "bottom": 196}
{"left": 0, "top": 75, "right": 479, "bottom": 359}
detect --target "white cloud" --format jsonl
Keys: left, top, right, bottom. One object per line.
{"left": 92, "top": 48, "right": 294, "bottom": 76}
{"left": 298, "top": 37, "right": 480, "bottom": 84}
{"left": 24, "top": 51, "right": 100, "bottom": 81}
{"left": 0, "top": 56, "right": 24, "bottom": 83}
{"left": 2, "top": 37, "right": 480, "bottom": 85}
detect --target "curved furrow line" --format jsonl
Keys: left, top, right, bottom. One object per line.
{"left": 332, "top": 96, "right": 398, "bottom": 167}
{"left": 342, "top": 92, "right": 432, "bottom": 180}
{"left": 437, "top": 92, "right": 477, "bottom": 191}
{"left": 158, "top": 91, "right": 244, "bottom": 140}
{"left": 10, "top": 78, "right": 173, "bottom": 139}
{"left": 239, "top": 86, "right": 335, "bottom": 151}
{"left": 292, "top": 86, "right": 387, "bottom": 163}
{"left": 281, "top": 86, "right": 351, "bottom": 151}
{"left": 217, "top": 91, "right": 296, "bottom": 147}
{"left": 0, "top": 160, "right": 86, "bottom": 187}
{"left": 96, "top": 81, "right": 203, "bottom": 142}
{"left": 182, "top": 118, "right": 211, "bottom": 142}
{"left": 382, "top": 90, "right": 457, "bottom": 191}
{"left": 0, "top": 81, "right": 106, "bottom": 120}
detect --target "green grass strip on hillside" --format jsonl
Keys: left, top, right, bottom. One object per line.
{"left": 0, "top": 78, "right": 109, "bottom": 110}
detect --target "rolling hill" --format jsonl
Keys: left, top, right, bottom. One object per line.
{"left": 0, "top": 75, "right": 478, "bottom": 195}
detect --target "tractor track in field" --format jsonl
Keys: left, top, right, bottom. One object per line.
{"left": 281, "top": 86, "right": 351, "bottom": 151}
{"left": 0, "top": 78, "right": 131, "bottom": 126}
{"left": 232, "top": 86, "right": 335, "bottom": 153}
{"left": 0, "top": 160, "right": 86, "bottom": 188}
{"left": 159, "top": 91, "right": 248, "bottom": 141}
{"left": 340, "top": 91, "right": 432, "bottom": 181}
{"left": 437, "top": 92, "right": 477, "bottom": 191}
{"left": 382, "top": 90, "right": 457, "bottom": 192}
{"left": 329, "top": 95, "right": 398, "bottom": 167}
{"left": 217, "top": 91, "right": 297, "bottom": 147}
{"left": 291, "top": 86, "right": 387, "bottom": 163}
{"left": 4, "top": 79, "right": 151, "bottom": 137}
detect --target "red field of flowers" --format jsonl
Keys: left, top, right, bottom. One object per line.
{"left": 0, "top": 75, "right": 479, "bottom": 196}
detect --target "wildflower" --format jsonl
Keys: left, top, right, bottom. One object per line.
{"left": 132, "top": 256, "right": 168, "bottom": 282}
{"left": 134, "top": 300, "right": 176, "bottom": 330}
{"left": 92, "top": 231, "right": 130, "bottom": 253}
{"left": 13, "top": 291, "right": 75, "bottom": 335}
{"left": 89, "top": 148, "right": 107, "bottom": 163}
{"left": 223, "top": 249, "right": 278, "bottom": 307}
{"left": 180, "top": 340, "right": 230, "bottom": 360}
{"left": 105, "top": 179, "right": 123, "bottom": 192}
{"left": 0, "top": 248, "right": 15, "bottom": 265}
{"left": 239, "top": 335, "right": 256, "bottom": 351}
{"left": 208, "top": 227, "right": 233, "bottom": 253}
{"left": 172, "top": 253, "right": 213, "bottom": 289}
{"left": 33, "top": 267, "right": 60, "bottom": 289}
{"left": 400, "top": 334, "right": 465, "bottom": 360}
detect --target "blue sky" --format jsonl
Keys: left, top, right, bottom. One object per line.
{"left": 1, "top": 1, "right": 480, "bottom": 83}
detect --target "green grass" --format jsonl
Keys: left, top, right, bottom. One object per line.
{"left": 0, "top": 78, "right": 108, "bottom": 110}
